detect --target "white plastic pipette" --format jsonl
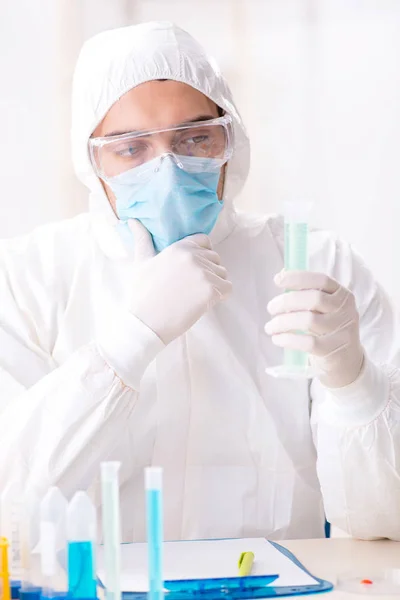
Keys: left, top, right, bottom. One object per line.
{"left": 100, "top": 463, "right": 121, "bottom": 600}
{"left": 40, "top": 487, "right": 68, "bottom": 598}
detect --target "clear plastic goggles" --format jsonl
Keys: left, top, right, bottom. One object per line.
{"left": 89, "top": 114, "right": 234, "bottom": 181}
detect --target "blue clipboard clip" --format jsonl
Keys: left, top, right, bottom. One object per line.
{"left": 164, "top": 574, "right": 279, "bottom": 598}
{"left": 121, "top": 575, "right": 278, "bottom": 600}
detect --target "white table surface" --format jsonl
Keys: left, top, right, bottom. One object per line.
{"left": 282, "top": 538, "right": 400, "bottom": 599}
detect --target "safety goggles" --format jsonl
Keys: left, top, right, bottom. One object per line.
{"left": 89, "top": 114, "right": 234, "bottom": 181}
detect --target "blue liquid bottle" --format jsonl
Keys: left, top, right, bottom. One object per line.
{"left": 66, "top": 492, "right": 97, "bottom": 600}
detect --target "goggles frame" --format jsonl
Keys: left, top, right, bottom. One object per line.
{"left": 88, "top": 114, "right": 234, "bottom": 181}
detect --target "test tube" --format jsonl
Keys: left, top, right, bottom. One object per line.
{"left": 0, "top": 537, "right": 11, "bottom": 600}
{"left": 100, "top": 463, "right": 121, "bottom": 600}
{"left": 66, "top": 492, "right": 97, "bottom": 600}
{"left": 266, "top": 201, "right": 317, "bottom": 379}
{"left": 1, "top": 486, "right": 42, "bottom": 600}
{"left": 40, "top": 487, "right": 68, "bottom": 599}
{"left": 19, "top": 494, "right": 41, "bottom": 600}
{"left": 1, "top": 483, "right": 22, "bottom": 596}
{"left": 145, "top": 467, "right": 164, "bottom": 600}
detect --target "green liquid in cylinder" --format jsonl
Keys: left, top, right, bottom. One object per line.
{"left": 284, "top": 221, "right": 308, "bottom": 369}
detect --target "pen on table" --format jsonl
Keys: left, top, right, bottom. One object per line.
{"left": 0, "top": 537, "right": 11, "bottom": 600}
{"left": 238, "top": 552, "right": 255, "bottom": 577}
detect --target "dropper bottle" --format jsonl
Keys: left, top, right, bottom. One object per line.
{"left": 40, "top": 487, "right": 68, "bottom": 600}
{"left": 67, "top": 492, "right": 97, "bottom": 600}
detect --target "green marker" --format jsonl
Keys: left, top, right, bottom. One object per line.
{"left": 238, "top": 551, "right": 255, "bottom": 577}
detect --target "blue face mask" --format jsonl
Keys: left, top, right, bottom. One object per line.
{"left": 108, "top": 155, "right": 223, "bottom": 252}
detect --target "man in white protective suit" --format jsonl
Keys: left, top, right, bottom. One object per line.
{"left": 1, "top": 22, "right": 400, "bottom": 543}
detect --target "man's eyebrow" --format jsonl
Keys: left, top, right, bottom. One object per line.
{"left": 102, "top": 114, "right": 218, "bottom": 138}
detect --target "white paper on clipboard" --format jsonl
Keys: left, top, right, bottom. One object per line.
{"left": 97, "top": 537, "right": 319, "bottom": 592}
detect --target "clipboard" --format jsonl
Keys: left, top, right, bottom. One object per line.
{"left": 98, "top": 539, "right": 333, "bottom": 599}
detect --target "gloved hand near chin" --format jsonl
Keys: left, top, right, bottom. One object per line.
{"left": 97, "top": 219, "right": 231, "bottom": 389}
{"left": 127, "top": 219, "right": 232, "bottom": 344}
{"left": 264, "top": 270, "right": 365, "bottom": 388}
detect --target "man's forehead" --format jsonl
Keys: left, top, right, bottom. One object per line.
{"left": 102, "top": 114, "right": 219, "bottom": 138}
{"left": 95, "top": 82, "right": 219, "bottom": 137}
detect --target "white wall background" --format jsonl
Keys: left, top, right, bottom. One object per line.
{"left": 1, "top": 0, "right": 400, "bottom": 302}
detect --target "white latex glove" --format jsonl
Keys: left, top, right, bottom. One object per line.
{"left": 128, "top": 220, "right": 232, "bottom": 344}
{"left": 264, "top": 270, "right": 365, "bottom": 388}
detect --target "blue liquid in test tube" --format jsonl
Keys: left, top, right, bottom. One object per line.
{"left": 145, "top": 468, "right": 164, "bottom": 600}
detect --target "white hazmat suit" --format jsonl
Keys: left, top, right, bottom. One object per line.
{"left": 1, "top": 22, "right": 400, "bottom": 542}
